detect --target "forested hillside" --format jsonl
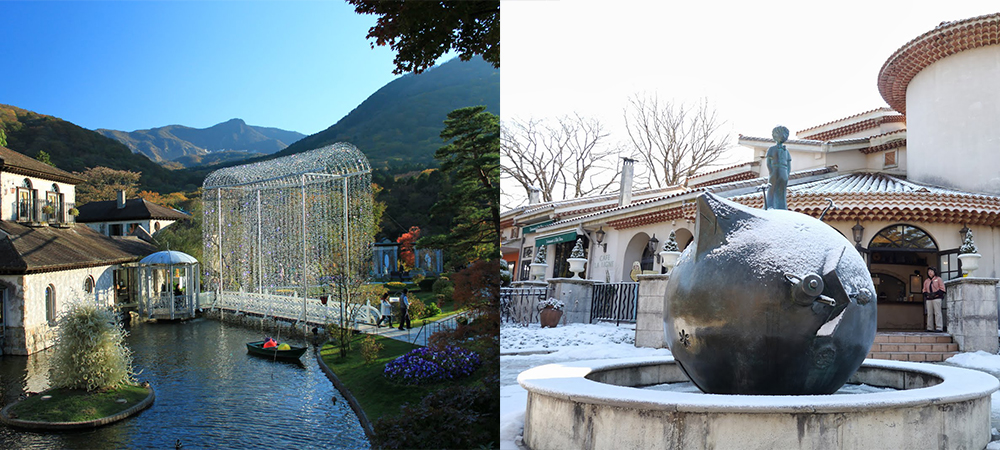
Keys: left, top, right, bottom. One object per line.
{"left": 0, "top": 104, "right": 204, "bottom": 193}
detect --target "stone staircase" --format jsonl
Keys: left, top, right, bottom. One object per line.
{"left": 867, "top": 331, "right": 959, "bottom": 362}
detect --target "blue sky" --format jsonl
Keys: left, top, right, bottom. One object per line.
{"left": 1, "top": 1, "right": 448, "bottom": 135}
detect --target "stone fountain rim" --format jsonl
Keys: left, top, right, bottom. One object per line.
{"left": 517, "top": 355, "right": 1000, "bottom": 414}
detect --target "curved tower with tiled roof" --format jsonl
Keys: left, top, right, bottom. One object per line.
{"left": 878, "top": 13, "right": 1000, "bottom": 195}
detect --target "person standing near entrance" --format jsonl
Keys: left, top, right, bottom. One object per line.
{"left": 922, "top": 267, "right": 946, "bottom": 332}
{"left": 398, "top": 288, "right": 411, "bottom": 330}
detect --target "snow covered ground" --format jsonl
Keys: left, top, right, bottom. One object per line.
{"left": 500, "top": 322, "right": 1000, "bottom": 450}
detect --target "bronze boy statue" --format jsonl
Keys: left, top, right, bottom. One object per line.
{"left": 765, "top": 125, "right": 791, "bottom": 210}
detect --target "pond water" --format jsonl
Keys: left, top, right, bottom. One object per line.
{"left": 0, "top": 318, "right": 369, "bottom": 449}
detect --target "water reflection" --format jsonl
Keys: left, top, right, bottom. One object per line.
{"left": 0, "top": 319, "right": 369, "bottom": 449}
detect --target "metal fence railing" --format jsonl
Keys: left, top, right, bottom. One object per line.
{"left": 500, "top": 286, "right": 547, "bottom": 325}
{"left": 205, "top": 291, "right": 379, "bottom": 327}
{"left": 590, "top": 282, "right": 639, "bottom": 325}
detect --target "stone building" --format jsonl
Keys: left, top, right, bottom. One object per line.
{"left": 0, "top": 145, "right": 155, "bottom": 355}
{"left": 501, "top": 13, "right": 1000, "bottom": 338}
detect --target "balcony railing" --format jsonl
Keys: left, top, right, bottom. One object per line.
{"left": 17, "top": 199, "right": 75, "bottom": 225}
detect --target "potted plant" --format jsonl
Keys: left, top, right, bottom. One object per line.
{"left": 958, "top": 229, "right": 982, "bottom": 276}
{"left": 69, "top": 207, "right": 80, "bottom": 217}
{"left": 529, "top": 245, "right": 548, "bottom": 281}
{"left": 566, "top": 238, "right": 588, "bottom": 279}
{"left": 659, "top": 231, "right": 682, "bottom": 274}
{"left": 41, "top": 205, "right": 55, "bottom": 215}
{"left": 538, "top": 297, "right": 564, "bottom": 328}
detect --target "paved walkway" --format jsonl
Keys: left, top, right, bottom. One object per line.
{"left": 357, "top": 321, "right": 430, "bottom": 347}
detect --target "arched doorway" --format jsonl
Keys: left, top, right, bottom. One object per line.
{"left": 674, "top": 228, "right": 694, "bottom": 251}
{"left": 622, "top": 232, "right": 654, "bottom": 281}
{"left": 868, "top": 224, "right": 938, "bottom": 330}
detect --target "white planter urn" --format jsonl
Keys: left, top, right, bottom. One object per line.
{"left": 530, "top": 263, "right": 548, "bottom": 281}
{"left": 958, "top": 253, "right": 982, "bottom": 276}
{"left": 660, "top": 251, "right": 681, "bottom": 273}
{"left": 567, "top": 258, "right": 588, "bottom": 279}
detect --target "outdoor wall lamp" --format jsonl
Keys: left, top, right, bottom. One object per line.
{"left": 595, "top": 226, "right": 607, "bottom": 253}
{"left": 852, "top": 221, "right": 865, "bottom": 246}
{"left": 960, "top": 224, "right": 970, "bottom": 238}
{"left": 648, "top": 234, "right": 659, "bottom": 254}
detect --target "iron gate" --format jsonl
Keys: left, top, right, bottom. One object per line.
{"left": 500, "top": 286, "right": 547, "bottom": 325}
{"left": 590, "top": 282, "right": 638, "bottom": 325}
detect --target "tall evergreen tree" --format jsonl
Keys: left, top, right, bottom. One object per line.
{"left": 421, "top": 106, "right": 499, "bottom": 267}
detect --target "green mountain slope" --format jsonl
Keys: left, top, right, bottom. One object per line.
{"left": 96, "top": 118, "right": 304, "bottom": 165}
{"left": 277, "top": 56, "right": 499, "bottom": 167}
{"left": 0, "top": 104, "right": 204, "bottom": 193}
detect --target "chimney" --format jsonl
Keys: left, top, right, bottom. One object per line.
{"left": 528, "top": 186, "right": 541, "bottom": 205}
{"left": 618, "top": 158, "right": 635, "bottom": 207}
{"left": 117, "top": 190, "right": 126, "bottom": 209}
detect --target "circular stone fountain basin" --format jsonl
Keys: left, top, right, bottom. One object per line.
{"left": 518, "top": 356, "right": 999, "bottom": 450}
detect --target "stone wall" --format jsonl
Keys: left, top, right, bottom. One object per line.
{"left": 2, "top": 265, "right": 118, "bottom": 355}
{"left": 635, "top": 274, "right": 669, "bottom": 348}
{"left": 945, "top": 277, "right": 999, "bottom": 353}
{"left": 547, "top": 278, "right": 594, "bottom": 325}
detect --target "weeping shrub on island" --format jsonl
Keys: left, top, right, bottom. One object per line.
{"left": 50, "top": 303, "right": 136, "bottom": 391}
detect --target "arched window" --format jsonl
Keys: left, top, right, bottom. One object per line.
{"left": 84, "top": 276, "right": 95, "bottom": 294}
{"left": 155, "top": 222, "right": 161, "bottom": 232}
{"left": 51, "top": 183, "right": 59, "bottom": 193}
{"left": 45, "top": 284, "right": 56, "bottom": 324}
{"left": 869, "top": 225, "right": 937, "bottom": 250}
{"left": 22, "top": 179, "right": 32, "bottom": 189}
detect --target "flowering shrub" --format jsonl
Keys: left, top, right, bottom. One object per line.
{"left": 383, "top": 345, "right": 482, "bottom": 385}
{"left": 537, "top": 297, "right": 565, "bottom": 311}
{"left": 360, "top": 334, "right": 383, "bottom": 366}
{"left": 386, "top": 281, "right": 406, "bottom": 291}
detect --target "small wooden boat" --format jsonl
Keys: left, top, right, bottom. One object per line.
{"left": 246, "top": 341, "right": 307, "bottom": 360}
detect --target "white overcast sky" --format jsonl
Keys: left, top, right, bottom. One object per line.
{"left": 500, "top": 1, "right": 1000, "bottom": 207}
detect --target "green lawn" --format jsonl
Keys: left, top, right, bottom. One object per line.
{"left": 320, "top": 334, "right": 480, "bottom": 423}
{"left": 8, "top": 385, "right": 150, "bottom": 423}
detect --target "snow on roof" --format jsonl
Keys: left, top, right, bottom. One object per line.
{"left": 533, "top": 167, "right": 840, "bottom": 233}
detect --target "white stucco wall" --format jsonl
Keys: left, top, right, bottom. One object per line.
{"left": 906, "top": 45, "right": 1000, "bottom": 194}
{"left": 2, "top": 265, "right": 118, "bottom": 355}
{"left": 86, "top": 219, "right": 178, "bottom": 237}
{"left": 0, "top": 172, "right": 76, "bottom": 222}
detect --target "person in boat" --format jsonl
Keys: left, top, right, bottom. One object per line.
{"left": 263, "top": 337, "right": 277, "bottom": 349}
{"left": 376, "top": 292, "right": 393, "bottom": 328}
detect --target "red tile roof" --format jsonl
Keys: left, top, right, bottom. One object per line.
{"left": 796, "top": 107, "right": 897, "bottom": 136}
{"left": 878, "top": 13, "right": 1000, "bottom": 113}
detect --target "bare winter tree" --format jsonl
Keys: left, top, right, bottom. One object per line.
{"left": 623, "top": 94, "right": 732, "bottom": 188}
{"left": 501, "top": 113, "right": 624, "bottom": 206}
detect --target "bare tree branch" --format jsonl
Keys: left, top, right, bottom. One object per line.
{"left": 623, "top": 94, "right": 731, "bottom": 188}
{"left": 501, "top": 114, "right": 625, "bottom": 206}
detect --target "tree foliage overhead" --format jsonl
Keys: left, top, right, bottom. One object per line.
{"left": 420, "top": 106, "right": 499, "bottom": 267}
{"left": 348, "top": 0, "right": 499, "bottom": 74}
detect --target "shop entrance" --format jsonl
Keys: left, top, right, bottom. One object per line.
{"left": 868, "top": 224, "right": 938, "bottom": 331}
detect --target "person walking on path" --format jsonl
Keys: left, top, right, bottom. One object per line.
{"left": 376, "top": 292, "right": 393, "bottom": 328}
{"left": 398, "top": 289, "right": 411, "bottom": 330}
{"left": 922, "top": 266, "right": 946, "bottom": 332}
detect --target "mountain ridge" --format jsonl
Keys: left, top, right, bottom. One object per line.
{"left": 96, "top": 118, "right": 305, "bottom": 165}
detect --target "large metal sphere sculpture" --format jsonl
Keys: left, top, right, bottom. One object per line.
{"left": 663, "top": 193, "right": 876, "bottom": 395}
